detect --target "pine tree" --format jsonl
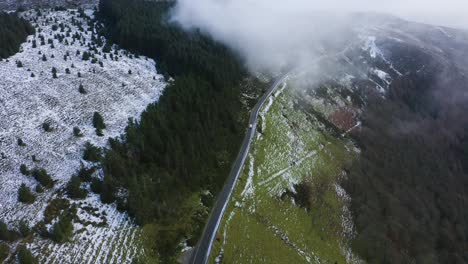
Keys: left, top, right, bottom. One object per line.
{"left": 17, "top": 245, "right": 38, "bottom": 264}
{"left": 66, "top": 176, "right": 87, "bottom": 199}
{"left": 20, "top": 164, "right": 29, "bottom": 176}
{"left": 52, "top": 67, "right": 58, "bottom": 78}
{"left": 0, "top": 221, "right": 18, "bottom": 241}
{"left": 18, "top": 184, "right": 35, "bottom": 204}
{"left": 77, "top": 166, "right": 96, "bottom": 182}
{"left": 82, "top": 51, "right": 90, "bottom": 61}
{"left": 42, "top": 122, "right": 53, "bottom": 132}
{"left": 0, "top": 243, "right": 9, "bottom": 262}
{"left": 30, "top": 168, "right": 54, "bottom": 189}
{"left": 73, "top": 126, "right": 83, "bottom": 137}
{"left": 18, "top": 220, "right": 31, "bottom": 237}
{"left": 35, "top": 185, "right": 44, "bottom": 193}
{"left": 83, "top": 142, "right": 101, "bottom": 162}
{"left": 50, "top": 215, "right": 73, "bottom": 243}
{"left": 92, "top": 112, "right": 106, "bottom": 136}
{"left": 17, "top": 138, "right": 26, "bottom": 146}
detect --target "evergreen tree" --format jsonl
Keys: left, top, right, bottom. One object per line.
{"left": 18, "top": 184, "right": 35, "bottom": 204}
{"left": 50, "top": 215, "right": 73, "bottom": 243}
{"left": 17, "top": 245, "right": 38, "bottom": 264}
{"left": 92, "top": 112, "right": 106, "bottom": 136}
{"left": 30, "top": 168, "right": 54, "bottom": 189}
{"left": 77, "top": 166, "right": 96, "bottom": 182}
{"left": 78, "top": 84, "right": 86, "bottom": 94}
{"left": 90, "top": 177, "right": 102, "bottom": 193}
{"left": 82, "top": 51, "right": 90, "bottom": 61}
{"left": 73, "top": 126, "right": 83, "bottom": 137}
{"left": 17, "top": 138, "right": 26, "bottom": 146}
{"left": 83, "top": 142, "right": 101, "bottom": 162}
{"left": 20, "top": 164, "right": 29, "bottom": 176}
{"left": 18, "top": 220, "right": 31, "bottom": 237}
{"left": 0, "top": 221, "right": 19, "bottom": 242}
{"left": 66, "top": 176, "right": 87, "bottom": 199}
{"left": 51, "top": 67, "right": 57, "bottom": 78}
{"left": 35, "top": 185, "right": 43, "bottom": 193}
{"left": 0, "top": 243, "right": 9, "bottom": 262}
{"left": 42, "top": 122, "right": 53, "bottom": 132}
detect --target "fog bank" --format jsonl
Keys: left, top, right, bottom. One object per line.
{"left": 171, "top": 0, "right": 468, "bottom": 73}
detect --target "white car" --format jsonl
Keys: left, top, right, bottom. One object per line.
{"left": 249, "top": 124, "right": 253, "bottom": 129}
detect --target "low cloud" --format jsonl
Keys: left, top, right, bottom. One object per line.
{"left": 171, "top": 0, "right": 468, "bottom": 73}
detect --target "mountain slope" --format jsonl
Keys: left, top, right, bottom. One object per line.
{"left": 211, "top": 16, "right": 468, "bottom": 264}
{"left": 0, "top": 8, "right": 165, "bottom": 263}
{"left": 343, "top": 19, "right": 468, "bottom": 264}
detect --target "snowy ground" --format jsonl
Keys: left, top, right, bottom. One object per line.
{"left": 0, "top": 0, "right": 97, "bottom": 11}
{"left": 0, "top": 9, "right": 165, "bottom": 262}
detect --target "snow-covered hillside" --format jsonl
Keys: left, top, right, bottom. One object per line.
{"left": 0, "top": 0, "right": 97, "bottom": 11}
{"left": 0, "top": 8, "right": 165, "bottom": 262}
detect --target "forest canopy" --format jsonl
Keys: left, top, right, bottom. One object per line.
{"left": 344, "top": 62, "right": 468, "bottom": 264}
{"left": 98, "top": 0, "right": 253, "bottom": 261}
{"left": 0, "top": 12, "right": 34, "bottom": 59}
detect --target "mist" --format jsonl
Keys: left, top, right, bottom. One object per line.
{"left": 170, "top": 0, "right": 468, "bottom": 74}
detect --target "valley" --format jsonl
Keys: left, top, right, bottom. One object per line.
{"left": 1, "top": 1, "right": 468, "bottom": 263}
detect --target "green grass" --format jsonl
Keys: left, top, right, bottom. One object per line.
{"left": 209, "top": 83, "right": 357, "bottom": 263}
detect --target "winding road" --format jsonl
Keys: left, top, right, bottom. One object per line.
{"left": 190, "top": 74, "right": 289, "bottom": 264}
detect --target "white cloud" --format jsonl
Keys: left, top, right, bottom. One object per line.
{"left": 171, "top": 0, "right": 468, "bottom": 73}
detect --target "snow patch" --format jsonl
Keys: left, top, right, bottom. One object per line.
{"left": 362, "top": 36, "right": 382, "bottom": 59}
{"left": 240, "top": 154, "right": 255, "bottom": 200}
{"left": 373, "top": 69, "right": 390, "bottom": 84}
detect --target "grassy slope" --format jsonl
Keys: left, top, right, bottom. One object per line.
{"left": 209, "top": 82, "right": 357, "bottom": 263}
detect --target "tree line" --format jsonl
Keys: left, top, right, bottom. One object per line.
{"left": 0, "top": 12, "right": 34, "bottom": 59}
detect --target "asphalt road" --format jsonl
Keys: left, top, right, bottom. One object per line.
{"left": 190, "top": 74, "right": 289, "bottom": 264}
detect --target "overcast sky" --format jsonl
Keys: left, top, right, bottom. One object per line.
{"left": 171, "top": 0, "right": 468, "bottom": 73}
{"left": 173, "top": 0, "right": 468, "bottom": 28}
